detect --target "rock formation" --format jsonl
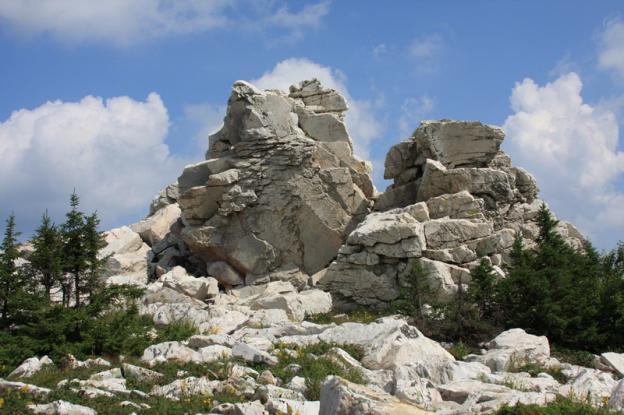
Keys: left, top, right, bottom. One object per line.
{"left": 4, "top": 79, "right": 616, "bottom": 415}
{"left": 147, "top": 80, "right": 373, "bottom": 288}
{"left": 129, "top": 78, "right": 586, "bottom": 311}
{"left": 317, "top": 120, "right": 585, "bottom": 309}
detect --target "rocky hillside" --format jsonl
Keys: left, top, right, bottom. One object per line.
{"left": 3, "top": 79, "right": 622, "bottom": 415}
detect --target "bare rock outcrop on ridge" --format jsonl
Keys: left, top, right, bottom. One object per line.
{"left": 317, "top": 119, "right": 585, "bottom": 309}
{"left": 126, "top": 78, "right": 584, "bottom": 308}
{"left": 164, "top": 80, "right": 373, "bottom": 287}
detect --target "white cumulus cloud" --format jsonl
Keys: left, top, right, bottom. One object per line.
{"left": 503, "top": 72, "right": 624, "bottom": 248}
{"left": 598, "top": 16, "right": 624, "bottom": 81}
{"left": 399, "top": 95, "right": 434, "bottom": 136}
{"left": 0, "top": 93, "right": 187, "bottom": 234}
{"left": 251, "top": 58, "right": 383, "bottom": 160}
{"left": 0, "top": 0, "right": 329, "bottom": 45}
{"left": 407, "top": 34, "right": 444, "bottom": 74}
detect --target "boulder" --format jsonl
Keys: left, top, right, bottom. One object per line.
{"left": 251, "top": 289, "right": 332, "bottom": 321}
{"left": 610, "top": 379, "right": 624, "bottom": 411}
{"left": 122, "top": 363, "right": 164, "bottom": 383}
{"left": 8, "top": 356, "right": 53, "bottom": 378}
{"left": 466, "top": 328, "right": 550, "bottom": 371}
{"left": 150, "top": 376, "right": 220, "bottom": 400}
{"left": 131, "top": 203, "right": 181, "bottom": 246}
{"left": 177, "top": 79, "right": 372, "bottom": 283}
{"left": 159, "top": 265, "right": 219, "bottom": 300}
{"left": 27, "top": 400, "right": 96, "bottom": 415}
{"left": 315, "top": 316, "right": 454, "bottom": 370}
{"left": 141, "top": 341, "right": 202, "bottom": 365}
{"left": 0, "top": 380, "right": 51, "bottom": 397}
{"left": 559, "top": 367, "right": 617, "bottom": 405}
{"left": 232, "top": 342, "right": 278, "bottom": 366}
{"left": 199, "top": 345, "right": 233, "bottom": 362}
{"left": 211, "top": 400, "right": 268, "bottom": 415}
{"left": 101, "top": 226, "right": 150, "bottom": 286}
{"left": 208, "top": 261, "right": 244, "bottom": 287}
{"left": 601, "top": 352, "right": 624, "bottom": 377}
{"left": 319, "top": 376, "right": 433, "bottom": 415}
{"left": 266, "top": 399, "right": 319, "bottom": 415}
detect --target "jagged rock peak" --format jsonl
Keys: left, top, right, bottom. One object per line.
{"left": 170, "top": 79, "right": 374, "bottom": 287}
{"left": 376, "top": 119, "right": 537, "bottom": 211}
{"left": 136, "top": 80, "right": 585, "bottom": 309}
{"left": 317, "top": 119, "right": 585, "bottom": 310}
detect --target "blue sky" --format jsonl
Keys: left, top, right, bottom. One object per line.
{"left": 0, "top": 1, "right": 623, "bottom": 250}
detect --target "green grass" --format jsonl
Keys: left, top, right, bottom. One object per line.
{"left": 551, "top": 346, "right": 596, "bottom": 368}
{"left": 508, "top": 362, "right": 568, "bottom": 384}
{"left": 0, "top": 358, "right": 242, "bottom": 415}
{"left": 447, "top": 341, "right": 480, "bottom": 360}
{"left": 306, "top": 308, "right": 388, "bottom": 325}
{"left": 495, "top": 396, "right": 622, "bottom": 414}
{"left": 0, "top": 342, "right": 367, "bottom": 412}
{"left": 235, "top": 342, "right": 367, "bottom": 401}
{"left": 0, "top": 386, "right": 218, "bottom": 415}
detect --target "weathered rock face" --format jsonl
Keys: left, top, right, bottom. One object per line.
{"left": 318, "top": 120, "right": 585, "bottom": 309}
{"left": 123, "top": 80, "right": 586, "bottom": 309}
{"left": 159, "top": 79, "right": 373, "bottom": 285}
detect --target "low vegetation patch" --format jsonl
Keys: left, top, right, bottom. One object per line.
{"left": 306, "top": 307, "right": 389, "bottom": 325}
{"left": 244, "top": 342, "right": 367, "bottom": 400}
{"left": 495, "top": 396, "right": 621, "bottom": 415}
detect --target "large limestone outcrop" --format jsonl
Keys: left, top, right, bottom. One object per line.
{"left": 149, "top": 79, "right": 373, "bottom": 286}
{"left": 121, "top": 80, "right": 586, "bottom": 310}
{"left": 318, "top": 120, "right": 585, "bottom": 308}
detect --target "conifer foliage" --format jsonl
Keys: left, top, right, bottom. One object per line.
{"left": 399, "top": 204, "right": 624, "bottom": 353}
{"left": 0, "top": 193, "right": 151, "bottom": 370}
{"left": 0, "top": 214, "right": 33, "bottom": 329}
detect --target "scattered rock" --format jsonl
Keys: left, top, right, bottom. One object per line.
{"left": 28, "top": 400, "right": 97, "bottom": 415}
{"left": 319, "top": 376, "right": 433, "bottom": 415}
{"left": 232, "top": 342, "right": 278, "bottom": 366}
{"left": 601, "top": 352, "right": 624, "bottom": 377}
{"left": 466, "top": 328, "right": 550, "bottom": 371}
{"left": 122, "top": 363, "right": 164, "bottom": 383}
{"left": 8, "top": 355, "right": 53, "bottom": 378}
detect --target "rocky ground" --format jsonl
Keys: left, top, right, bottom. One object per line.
{"left": 3, "top": 293, "right": 624, "bottom": 414}
{"left": 1, "top": 79, "right": 621, "bottom": 414}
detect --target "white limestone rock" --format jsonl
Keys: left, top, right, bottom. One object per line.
{"left": 28, "top": 400, "right": 97, "bottom": 415}
{"left": 601, "top": 352, "right": 624, "bottom": 377}
{"left": 159, "top": 265, "right": 219, "bottom": 300}
{"left": 0, "top": 380, "right": 51, "bottom": 397}
{"left": 150, "top": 376, "right": 220, "bottom": 400}
{"left": 466, "top": 328, "right": 550, "bottom": 371}
{"left": 122, "top": 363, "right": 164, "bottom": 383}
{"left": 8, "top": 356, "right": 53, "bottom": 378}
{"left": 319, "top": 376, "right": 433, "bottom": 415}
{"left": 609, "top": 379, "right": 624, "bottom": 411}
{"left": 232, "top": 342, "right": 278, "bottom": 366}
{"left": 131, "top": 203, "right": 181, "bottom": 246}
{"left": 141, "top": 341, "right": 202, "bottom": 365}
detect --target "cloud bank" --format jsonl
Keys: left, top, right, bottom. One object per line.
{"left": 0, "top": 0, "right": 330, "bottom": 45}
{"left": 598, "top": 16, "right": 624, "bottom": 82}
{"left": 503, "top": 72, "right": 624, "bottom": 249}
{"left": 0, "top": 93, "right": 186, "bottom": 233}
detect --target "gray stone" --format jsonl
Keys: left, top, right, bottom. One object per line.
{"left": 319, "top": 376, "right": 432, "bottom": 415}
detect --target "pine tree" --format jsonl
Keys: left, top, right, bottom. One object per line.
{"left": 536, "top": 203, "right": 563, "bottom": 247}
{"left": 468, "top": 258, "right": 497, "bottom": 321}
{"left": 82, "top": 212, "right": 107, "bottom": 301}
{"left": 61, "top": 192, "right": 87, "bottom": 307}
{"left": 498, "top": 205, "right": 603, "bottom": 350}
{"left": 30, "top": 212, "right": 63, "bottom": 300}
{"left": 0, "top": 215, "right": 31, "bottom": 329}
